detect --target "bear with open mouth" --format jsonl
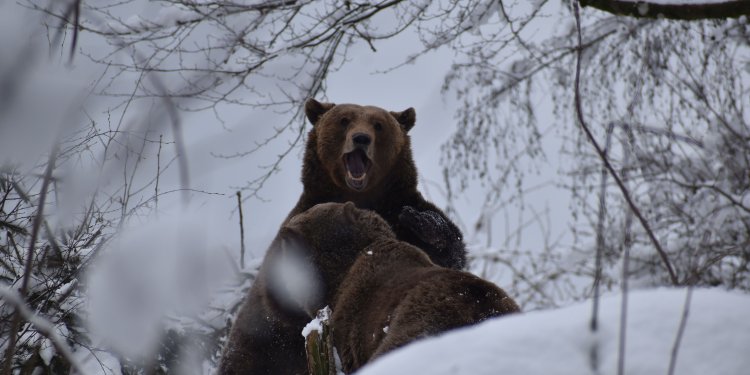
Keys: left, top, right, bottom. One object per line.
{"left": 220, "top": 100, "right": 468, "bottom": 374}
{"left": 298, "top": 99, "right": 466, "bottom": 270}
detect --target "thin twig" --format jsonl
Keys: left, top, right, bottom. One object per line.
{"left": 617, "top": 231, "right": 630, "bottom": 375}
{"left": 236, "top": 191, "right": 246, "bottom": 269}
{"left": 155, "top": 134, "right": 163, "bottom": 215}
{"left": 667, "top": 287, "right": 693, "bottom": 375}
{"left": 617, "top": 130, "right": 635, "bottom": 375}
{"left": 573, "top": 0, "right": 678, "bottom": 286}
{"left": 589, "top": 123, "right": 614, "bottom": 373}
{"left": 68, "top": 0, "right": 82, "bottom": 65}
{"left": 591, "top": 123, "right": 614, "bottom": 334}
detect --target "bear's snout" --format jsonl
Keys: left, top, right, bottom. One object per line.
{"left": 344, "top": 125, "right": 375, "bottom": 153}
{"left": 352, "top": 132, "right": 371, "bottom": 146}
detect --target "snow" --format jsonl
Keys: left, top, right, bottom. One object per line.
{"left": 637, "top": 2, "right": 649, "bottom": 15}
{"left": 334, "top": 348, "right": 345, "bottom": 375}
{"left": 76, "top": 349, "right": 122, "bottom": 375}
{"left": 302, "top": 305, "right": 332, "bottom": 338}
{"left": 2, "top": 0, "right": 747, "bottom": 373}
{"left": 39, "top": 338, "right": 54, "bottom": 366}
{"left": 154, "top": 6, "right": 195, "bottom": 27}
{"left": 302, "top": 318, "right": 323, "bottom": 338}
{"left": 85, "top": 212, "right": 237, "bottom": 361}
{"left": 358, "top": 288, "right": 750, "bottom": 375}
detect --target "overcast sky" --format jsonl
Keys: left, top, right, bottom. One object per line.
{"left": 168, "top": 25, "right": 572, "bottom": 272}
{"left": 0, "top": 0, "right": 572, "bottom": 277}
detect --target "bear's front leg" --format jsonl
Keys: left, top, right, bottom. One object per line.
{"left": 398, "top": 206, "right": 466, "bottom": 269}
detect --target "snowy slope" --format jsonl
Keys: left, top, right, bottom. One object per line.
{"left": 357, "top": 288, "right": 750, "bottom": 375}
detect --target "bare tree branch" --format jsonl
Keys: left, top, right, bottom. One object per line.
{"left": 573, "top": 0, "right": 679, "bottom": 285}
{"left": 581, "top": 0, "right": 750, "bottom": 20}
{"left": 68, "top": 0, "right": 82, "bottom": 65}
{"left": 590, "top": 123, "right": 614, "bottom": 334}
{"left": 667, "top": 287, "right": 693, "bottom": 375}
{"left": 236, "top": 191, "right": 246, "bottom": 269}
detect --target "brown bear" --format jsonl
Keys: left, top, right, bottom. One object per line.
{"left": 219, "top": 100, "right": 467, "bottom": 375}
{"left": 294, "top": 99, "right": 466, "bottom": 270}
{"left": 266, "top": 202, "right": 520, "bottom": 373}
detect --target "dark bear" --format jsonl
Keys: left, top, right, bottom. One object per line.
{"left": 219, "top": 100, "right": 467, "bottom": 374}
{"left": 294, "top": 99, "right": 465, "bottom": 269}
{"left": 268, "top": 202, "right": 520, "bottom": 373}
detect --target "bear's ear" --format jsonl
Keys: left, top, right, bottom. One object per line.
{"left": 305, "top": 98, "right": 336, "bottom": 126}
{"left": 390, "top": 108, "right": 416, "bottom": 133}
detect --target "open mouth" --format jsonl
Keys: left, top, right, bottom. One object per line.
{"left": 343, "top": 149, "right": 371, "bottom": 191}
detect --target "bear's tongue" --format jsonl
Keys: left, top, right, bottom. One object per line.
{"left": 345, "top": 149, "right": 368, "bottom": 179}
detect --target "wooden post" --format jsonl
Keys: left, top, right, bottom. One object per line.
{"left": 304, "top": 306, "right": 336, "bottom": 375}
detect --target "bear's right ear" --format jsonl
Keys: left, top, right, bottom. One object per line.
{"left": 305, "top": 98, "right": 336, "bottom": 126}
{"left": 390, "top": 107, "right": 416, "bottom": 133}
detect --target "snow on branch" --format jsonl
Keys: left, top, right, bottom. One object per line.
{"left": 0, "top": 287, "right": 88, "bottom": 375}
{"left": 581, "top": 0, "right": 750, "bottom": 20}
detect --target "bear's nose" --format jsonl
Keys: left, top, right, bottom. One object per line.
{"left": 352, "top": 133, "right": 371, "bottom": 146}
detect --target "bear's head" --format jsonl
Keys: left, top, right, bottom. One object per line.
{"left": 304, "top": 99, "right": 416, "bottom": 193}
{"left": 271, "top": 202, "right": 396, "bottom": 316}
{"left": 283, "top": 201, "right": 395, "bottom": 258}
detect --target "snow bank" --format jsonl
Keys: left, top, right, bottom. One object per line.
{"left": 358, "top": 288, "right": 750, "bottom": 375}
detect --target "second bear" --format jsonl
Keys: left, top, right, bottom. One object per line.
{"left": 283, "top": 202, "right": 520, "bottom": 373}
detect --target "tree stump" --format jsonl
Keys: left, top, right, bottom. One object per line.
{"left": 304, "top": 306, "right": 337, "bottom": 375}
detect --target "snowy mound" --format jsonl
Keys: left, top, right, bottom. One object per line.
{"left": 357, "top": 288, "right": 750, "bottom": 375}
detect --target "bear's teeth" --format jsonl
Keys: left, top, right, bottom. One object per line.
{"left": 347, "top": 170, "right": 366, "bottom": 181}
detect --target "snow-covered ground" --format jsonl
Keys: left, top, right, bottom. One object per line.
{"left": 358, "top": 288, "right": 750, "bottom": 375}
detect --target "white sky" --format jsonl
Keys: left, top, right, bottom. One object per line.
{"left": 173, "top": 25, "right": 573, "bottom": 268}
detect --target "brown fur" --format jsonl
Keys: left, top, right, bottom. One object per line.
{"left": 261, "top": 203, "right": 519, "bottom": 373}
{"left": 294, "top": 99, "right": 466, "bottom": 270}
{"left": 220, "top": 100, "right": 467, "bottom": 374}
{"left": 328, "top": 220, "right": 519, "bottom": 372}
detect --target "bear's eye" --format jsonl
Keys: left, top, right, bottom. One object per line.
{"left": 340, "top": 117, "right": 350, "bottom": 127}
{"left": 374, "top": 122, "right": 383, "bottom": 132}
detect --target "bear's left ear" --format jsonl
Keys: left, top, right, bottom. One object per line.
{"left": 390, "top": 108, "right": 416, "bottom": 133}
{"left": 305, "top": 98, "right": 336, "bottom": 126}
